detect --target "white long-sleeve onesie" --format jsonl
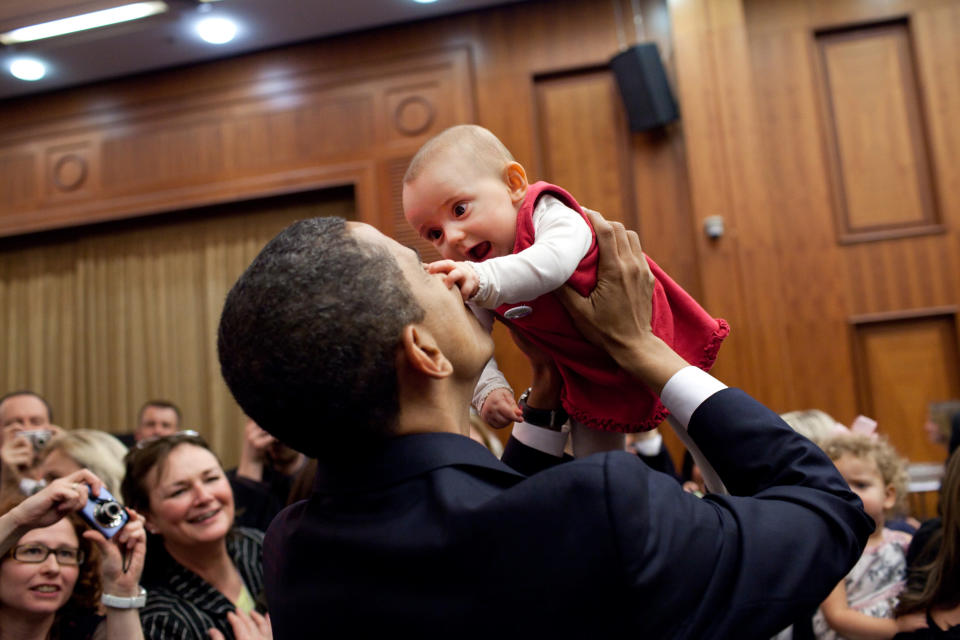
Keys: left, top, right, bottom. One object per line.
{"left": 470, "top": 194, "right": 592, "bottom": 413}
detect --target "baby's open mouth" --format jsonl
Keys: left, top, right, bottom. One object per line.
{"left": 468, "top": 242, "right": 491, "bottom": 261}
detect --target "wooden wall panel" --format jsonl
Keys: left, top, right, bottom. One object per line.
{"left": 817, "top": 22, "right": 940, "bottom": 240}
{"left": 533, "top": 70, "right": 634, "bottom": 226}
{"left": 853, "top": 313, "right": 960, "bottom": 463}
{"left": 674, "top": 0, "right": 960, "bottom": 454}
{"left": 46, "top": 140, "right": 96, "bottom": 202}
{"left": 914, "top": 4, "right": 960, "bottom": 231}
{"left": 0, "top": 151, "right": 37, "bottom": 207}
{"left": 230, "top": 96, "right": 376, "bottom": 172}
{"left": 670, "top": 0, "right": 794, "bottom": 407}
{"left": 102, "top": 121, "right": 228, "bottom": 193}
{"left": 0, "top": 47, "right": 474, "bottom": 236}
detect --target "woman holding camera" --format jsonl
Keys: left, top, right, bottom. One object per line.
{"left": 0, "top": 468, "right": 146, "bottom": 640}
{"left": 121, "top": 431, "right": 271, "bottom": 640}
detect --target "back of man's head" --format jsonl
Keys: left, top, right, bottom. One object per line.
{"left": 217, "top": 217, "right": 424, "bottom": 460}
{"left": 0, "top": 390, "right": 53, "bottom": 429}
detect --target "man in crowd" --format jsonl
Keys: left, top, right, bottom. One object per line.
{"left": 0, "top": 391, "right": 53, "bottom": 431}
{"left": 117, "top": 399, "right": 181, "bottom": 447}
{"left": 217, "top": 213, "right": 872, "bottom": 637}
{"left": 0, "top": 390, "right": 58, "bottom": 498}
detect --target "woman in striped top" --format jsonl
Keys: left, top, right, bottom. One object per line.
{"left": 121, "top": 432, "right": 271, "bottom": 640}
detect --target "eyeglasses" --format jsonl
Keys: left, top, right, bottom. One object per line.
{"left": 10, "top": 543, "right": 85, "bottom": 566}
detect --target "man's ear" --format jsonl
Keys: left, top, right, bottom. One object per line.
{"left": 504, "top": 162, "right": 528, "bottom": 205}
{"left": 400, "top": 325, "right": 453, "bottom": 379}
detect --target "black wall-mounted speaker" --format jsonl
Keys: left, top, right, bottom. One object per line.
{"left": 610, "top": 43, "right": 679, "bottom": 132}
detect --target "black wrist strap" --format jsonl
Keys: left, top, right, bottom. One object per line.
{"left": 518, "top": 388, "right": 568, "bottom": 431}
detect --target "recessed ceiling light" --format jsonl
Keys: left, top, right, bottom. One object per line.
{"left": 0, "top": 2, "right": 168, "bottom": 45}
{"left": 8, "top": 58, "right": 47, "bottom": 81}
{"left": 195, "top": 16, "right": 237, "bottom": 44}
{"left": 412, "top": 0, "right": 440, "bottom": 3}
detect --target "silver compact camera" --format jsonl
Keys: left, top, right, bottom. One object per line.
{"left": 80, "top": 486, "right": 129, "bottom": 538}
{"left": 20, "top": 429, "right": 53, "bottom": 451}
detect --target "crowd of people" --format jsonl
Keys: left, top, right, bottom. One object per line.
{"left": 1, "top": 124, "right": 958, "bottom": 638}
{"left": 0, "top": 393, "right": 294, "bottom": 639}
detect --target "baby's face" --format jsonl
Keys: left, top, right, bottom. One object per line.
{"left": 403, "top": 152, "right": 520, "bottom": 262}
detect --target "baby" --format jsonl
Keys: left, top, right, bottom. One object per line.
{"left": 813, "top": 432, "right": 911, "bottom": 639}
{"left": 402, "top": 124, "right": 729, "bottom": 455}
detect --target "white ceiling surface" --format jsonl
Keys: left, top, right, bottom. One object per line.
{"left": 0, "top": 0, "right": 527, "bottom": 102}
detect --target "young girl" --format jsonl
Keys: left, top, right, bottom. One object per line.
{"left": 813, "top": 432, "right": 911, "bottom": 639}
{"left": 402, "top": 124, "right": 728, "bottom": 458}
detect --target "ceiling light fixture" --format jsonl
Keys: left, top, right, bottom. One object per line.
{"left": 195, "top": 16, "right": 237, "bottom": 44}
{"left": 0, "top": 2, "right": 168, "bottom": 45}
{"left": 8, "top": 58, "right": 47, "bottom": 81}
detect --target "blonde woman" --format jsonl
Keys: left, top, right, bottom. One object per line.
{"left": 37, "top": 430, "right": 128, "bottom": 499}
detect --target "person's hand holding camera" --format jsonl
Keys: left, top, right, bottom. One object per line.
{"left": 8, "top": 469, "right": 103, "bottom": 530}
{"left": 87, "top": 508, "right": 147, "bottom": 599}
{"left": 0, "top": 469, "right": 103, "bottom": 558}
{"left": 1, "top": 425, "right": 36, "bottom": 480}
{"left": 0, "top": 424, "right": 63, "bottom": 492}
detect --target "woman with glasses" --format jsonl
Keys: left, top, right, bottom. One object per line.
{"left": 121, "top": 431, "right": 271, "bottom": 640}
{"left": 0, "top": 469, "right": 146, "bottom": 639}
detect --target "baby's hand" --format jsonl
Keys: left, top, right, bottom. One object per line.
{"left": 428, "top": 260, "right": 479, "bottom": 300}
{"left": 481, "top": 388, "right": 523, "bottom": 429}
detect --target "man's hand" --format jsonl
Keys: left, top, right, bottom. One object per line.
{"left": 428, "top": 260, "right": 479, "bottom": 300}
{"left": 480, "top": 388, "right": 522, "bottom": 428}
{"left": 557, "top": 210, "right": 687, "bottom": 394}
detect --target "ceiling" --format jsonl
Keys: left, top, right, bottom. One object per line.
{"left": 0, "top": 0, "right": 528, "bottom": 102}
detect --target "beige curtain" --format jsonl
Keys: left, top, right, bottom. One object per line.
{"left": 0, "top": 191, "right": 355, "bottom": 466}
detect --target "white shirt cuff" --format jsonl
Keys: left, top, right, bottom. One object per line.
{"left": 659, "top": 366, "right": 727, "bottom": 429}
{"left": 511, "top": 421, "right": 569, "bottom": 457}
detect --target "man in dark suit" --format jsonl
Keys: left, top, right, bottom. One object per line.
{"left": 217, "top": 212, "right": 872, "bottom": 638}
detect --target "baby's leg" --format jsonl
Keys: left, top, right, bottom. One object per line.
{"left": 571, "top": 421, "right": 626, "bottom": 457}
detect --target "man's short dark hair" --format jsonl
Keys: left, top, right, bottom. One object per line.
{"left": 0, "top": 390, "right": 53, "bottom": 424}
{"left": 217, "top": 217, "right": 424, "bottom": 460}
{"left": 137, "top": 400, "right": 182, "bottom": 425}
